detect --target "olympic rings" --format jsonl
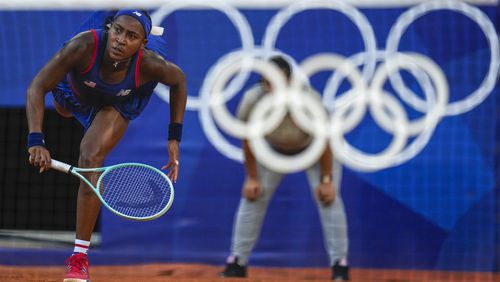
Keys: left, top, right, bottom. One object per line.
{"left": 151, "top": 0, "right": 499, "bottom": 172}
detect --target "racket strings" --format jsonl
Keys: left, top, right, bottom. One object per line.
{"left": 99, "top": 165, "right": 172, "bottom": 218}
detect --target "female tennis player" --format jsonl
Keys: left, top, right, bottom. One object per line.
{"left": 26, "top": 9, "right": 187, "bottom": 282}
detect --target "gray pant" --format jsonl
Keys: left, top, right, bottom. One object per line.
{"left": 229, "top": 160, "right": 348, "bottom": 266}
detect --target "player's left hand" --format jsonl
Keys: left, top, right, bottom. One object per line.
{"left": 162, "top": 140, "right": 179, "bottom": 183}
{"left": 315, "top": 182, "right": 335, "bottom": 206}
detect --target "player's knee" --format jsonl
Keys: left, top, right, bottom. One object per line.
{"left": 79, "top": 184, "right": 97, "bottom": 197}
{"left": 54, "top": 101, "right": 73, "bottom": 118}
{"left": 78, "top": 150, "right": 105, "bottom": 168}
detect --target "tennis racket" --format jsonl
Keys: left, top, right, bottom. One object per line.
{"left": 49, "top": 159, "right": 174, "bottom": 221}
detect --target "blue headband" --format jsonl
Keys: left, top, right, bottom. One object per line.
{"left": 114, "top": 9, "right": 152, "bottom": 37}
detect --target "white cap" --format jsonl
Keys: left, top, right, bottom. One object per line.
{"left": 151, "top": 26, "right": 164, "bottom": 36}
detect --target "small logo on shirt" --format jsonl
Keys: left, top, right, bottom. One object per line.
{"left": 84, "top": 80, "right": 96, "bottom": 88}
{"left": 116, "top": 89, "right": 132, "bottom": 97}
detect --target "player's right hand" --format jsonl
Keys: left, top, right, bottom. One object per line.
{"left": 28, "top": 146, "right": 52, "bottom": 173}
{"left": 242, "top": 176, "right": 262, "bottom": 201}
{"left": 162, "top": 140, "right": 180, "bottom": 183}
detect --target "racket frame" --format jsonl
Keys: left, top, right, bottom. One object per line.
{"left": 50, "top": 159, "right": 174, "bottom": 221}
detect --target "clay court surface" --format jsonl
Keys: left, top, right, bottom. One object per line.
{"left": 0, "top": 263, "right": 499, "bottom": 282}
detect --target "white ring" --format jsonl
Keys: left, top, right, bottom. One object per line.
{"left": 151, "top": 0, "right": 254, "bottom": 111}
{"left": 263, "top": 0, "right": 378, "bottom": 84}
{"left": 386, "top": 0, "right": 499, "bottom": 116}
{"left": 248, "top": 89, "right": 328, "bottom": 173}
{"left": 209, "top": 55, "right": 288, "bottom": 138}
{"left": 370, "top": 53, "right": 448, "bottom": 136}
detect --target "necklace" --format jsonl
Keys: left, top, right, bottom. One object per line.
{"left": 113, "top": 58, "right": 131, "bottom": 68}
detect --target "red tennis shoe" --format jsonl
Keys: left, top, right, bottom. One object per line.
{"left": 64, "top": 253, "right": 89, "bottom": 282}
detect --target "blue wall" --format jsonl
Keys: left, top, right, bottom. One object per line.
{"left": 1, "top": 4, "right": 498, "bottom": 271}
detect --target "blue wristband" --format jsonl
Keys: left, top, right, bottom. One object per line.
{"left": 168, "top": 123, "right": 183, "bottom": 142}
{"left": 28, "top": 132, "right": 46, "bottom": 148}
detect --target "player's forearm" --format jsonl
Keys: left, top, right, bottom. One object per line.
{"left": 243, "top": 140, "right": 258, "bottom": 178}
{"left": 168, "top": 80, "right": 187, "bottom": 124}
{"left": 319, "top": 144, "right": 333, "bottom": 177}
{"left": 26, "top": 84, "right": 47, "bottom": 133}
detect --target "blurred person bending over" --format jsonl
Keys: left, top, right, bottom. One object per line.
{"left": 220, "top": 56, "right": 349, "bottom": 281}
{"left": 26, "top": 10, "right": 187, "bottom": 282}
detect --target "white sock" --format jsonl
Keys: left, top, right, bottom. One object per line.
{"left": 73, "top": 239, "right": 90, "bottom": 255}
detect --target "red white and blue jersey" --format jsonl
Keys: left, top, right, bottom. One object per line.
{"left": 53, "top": 26, "right": 161, "bottom": 129}
{"left": 67, "top": 29, "right": 149, "bottom": 107}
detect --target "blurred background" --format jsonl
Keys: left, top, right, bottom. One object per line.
{"left": 0, "top": 0, "right": 499, "bottom": 277}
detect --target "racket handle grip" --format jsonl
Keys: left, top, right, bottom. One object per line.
{"left": 50, "top": 159, "right": 72, "bottom": 174}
